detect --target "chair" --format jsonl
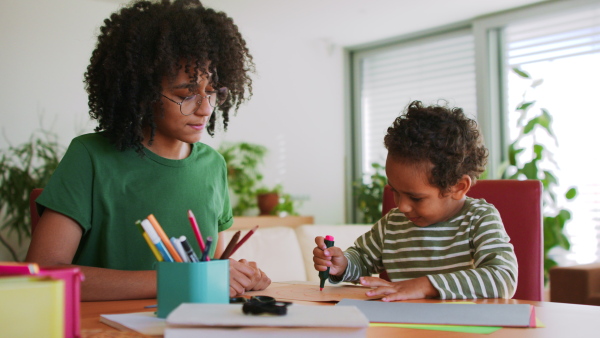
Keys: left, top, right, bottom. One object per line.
{"left": 382, "top": 180, "right": 544, "bottom": 301}
{"left": 29, "top": 188, "right": 44, "bottom": 235}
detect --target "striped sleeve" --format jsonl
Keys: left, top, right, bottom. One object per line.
{"left": 329, "top": 216, "right": 388, "bottom": 283}
{"left": 427, "top": 204, "right": 518, "bottom": 299}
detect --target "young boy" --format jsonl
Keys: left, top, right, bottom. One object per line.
{"left": 314, "top": 100, "right": 517, "bottom": 301}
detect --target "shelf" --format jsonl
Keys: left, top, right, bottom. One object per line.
{"left": 231, "top": 215, "right": 314, "bottom": 230}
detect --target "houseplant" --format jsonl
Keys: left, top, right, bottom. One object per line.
{"left": 0, "top": 130, "right": 63, "bottom": 261}
{"left": 217, "top": 142, "right": 268, "bottom": 216}
{"left": 354, "top": 162, "right": 387, "bottom": 224}
{"left": 500, "top": 67, "right": 577, "bottom": 283}
{"left": 256, "top": 184, "right": 300, "bottom": 217}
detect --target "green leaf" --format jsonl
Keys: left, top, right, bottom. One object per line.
{"left": 523, "top": 117, "right": 538, "bottom": 134}
{"left": 522, "top": 160, "right": 539, "bottom": 179}
{"left": 565, "top": 187, "right": 577, "bottom": 200}
{"left": 533, "top": 144, "right": 544, "bottom": 160}
{"left": 513, "top": 68, "right": 531, "bottom": 78}
{"left": 517, "top": 101, "right": 536, "bottom": 111}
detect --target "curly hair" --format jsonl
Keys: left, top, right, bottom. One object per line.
{"left": 84, "top": 0, "right": 254, "bottom": 153}
{"left": 384, "top": 100, "right": 488, "bottom": 192}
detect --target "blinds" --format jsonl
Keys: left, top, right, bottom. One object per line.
{"left": 504, "top": 2, "right": 600, "bottom": 265}
{"left": 506, "top": 5, "right": 600, "bottom": 66}
{"left": 354, "top": 29, "right": 477, "bottom": 175}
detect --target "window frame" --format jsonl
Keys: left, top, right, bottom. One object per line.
{"left": 345, "top": 0, "right": 600, "bottom": 223}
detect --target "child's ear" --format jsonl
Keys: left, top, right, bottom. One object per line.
{"left": 451, "top": 175, "right": 472, "bottom": 200}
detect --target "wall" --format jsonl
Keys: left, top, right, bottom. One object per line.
{"left": 0, "top": 0, "right": 347, "bottom": 260}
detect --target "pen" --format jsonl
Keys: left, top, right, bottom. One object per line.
{"left": 201, "top": 236, "right": 213, "bottom": 261}
{"left": 171, "top": 237, "right": 190, "bottom": 262}
{"left": 220, "top": 230, "right": 240, "bottom": 259}
{"left": 188, "top": 210, "right": 209, "bottom": 261}
{"left": 147, "top": 214, "right": 183, "bottom": 262}
{"left": 0, "top": 262, "right": 40, "bottom": 275}
{"left": 229, "top": 225, "right": 258, "bottom": 257}
{"left": 140, "top": 219, "right": 174, "bottom": 262}
{"left": 135, "top": 220, "right": 163, "bottom": 262}
{"left": 319, "top": 235, "right": 335, "bottom": 291}
{"left": 179, "top": 236, "right": 200, "bottom": 262}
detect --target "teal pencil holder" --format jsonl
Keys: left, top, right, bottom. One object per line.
{"left": 156, "top": 260, "right": 229, "bottom": 318}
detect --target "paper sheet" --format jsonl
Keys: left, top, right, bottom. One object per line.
{"left": 337, "top": 298, "right": 536, "bottom": 327}
{"left": 244, "top": 281, "right": 378, "bottom": 302}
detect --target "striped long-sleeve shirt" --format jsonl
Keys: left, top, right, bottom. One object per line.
{"left": 332, "top": 197, "right": 518, "bottom": 299}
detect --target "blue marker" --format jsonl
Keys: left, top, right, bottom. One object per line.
{"left": 141, "top": 219, "right": 174, "bottom": 262}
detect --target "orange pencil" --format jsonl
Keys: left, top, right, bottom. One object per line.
{"left": 147, "top": 214, "right": 182, "bottom": 262}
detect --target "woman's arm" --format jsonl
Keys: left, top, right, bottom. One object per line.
{"left": 25, "top": 209, "right": 156, "bottom": 301}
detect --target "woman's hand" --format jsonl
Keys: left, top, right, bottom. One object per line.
{"left": 228, "top": 258, "right": 271, "bottom": 297}
{"left": 312, "top": 236, "right": 348, "bottom": 277}
{"left": 359, "top": 276, "right": 440, "bottom": 301}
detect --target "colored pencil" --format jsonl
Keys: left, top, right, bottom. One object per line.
{"left": 135, "top": 220, "right": 163, "bottom": 262}
{"left": 228, "top": 225, "right": 258, "bottom": 257}
{"left": 220, "top": 230, "right": 240, "bottom": 259}
{"left": 147, "top": 214, "right": 182, "bottom": 262}
{"left": 187, "top": 210, "right": 209, "bottom": 261}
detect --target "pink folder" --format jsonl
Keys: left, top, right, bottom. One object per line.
{"left": 38, "top": 267, "right": 85, "bottom": 338}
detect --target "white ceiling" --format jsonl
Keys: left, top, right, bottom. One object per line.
{"left": 95, "top": 0, "right": 548, "bottom": 46}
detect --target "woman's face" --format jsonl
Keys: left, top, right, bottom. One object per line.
{"left": 152, "top": 65, "right": 215, "bottom": 147}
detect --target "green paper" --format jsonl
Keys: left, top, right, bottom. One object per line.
{"left": 370, "top": 322, "right": 502, "bottom": 334}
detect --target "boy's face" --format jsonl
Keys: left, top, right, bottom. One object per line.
{"left": 385, "top": 156, "right": 468, "bottom": 227}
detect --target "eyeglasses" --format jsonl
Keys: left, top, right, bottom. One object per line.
{"left": 161, "top": 87, "right": 229, "bottom": 116}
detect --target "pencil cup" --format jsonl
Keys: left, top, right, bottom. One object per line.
{"left": 156, "top": 260, "right": 229, "bottom": 318}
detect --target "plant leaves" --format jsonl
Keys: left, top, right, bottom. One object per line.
{"left": 565, "top": 187, "right": 577, "bottom": 200}
{"left": 513, "top": 68, "right": 531, "bottom": 78}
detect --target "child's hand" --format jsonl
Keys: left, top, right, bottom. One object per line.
{"left": 312, "top": 236, "right": 348, "bottom": 277}
{"left": 359, "top": 276, "right": 440, "bottom": 301}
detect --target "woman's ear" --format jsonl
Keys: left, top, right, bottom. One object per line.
{"left": 451, "top": 175, "right": 472, "bottom": 200}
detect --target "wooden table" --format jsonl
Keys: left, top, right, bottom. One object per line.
{"left": 80, "top": 294, "right": 600, "bottom": 337}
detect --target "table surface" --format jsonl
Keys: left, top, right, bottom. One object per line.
{"left": 81, "top": 290, "right": 600, "bottom": 338}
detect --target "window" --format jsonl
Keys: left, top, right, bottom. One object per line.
{"left": 349, "top": 0, "right": 600, "bottom": 264}
{"left": 350, "top": 28, "right": 477, "bottom": 217}
{"left": 504, "top": 4, "right": 600, "bottom": 265}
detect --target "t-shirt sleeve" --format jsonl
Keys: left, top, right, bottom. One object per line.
{"left": 36, "top": 138, "right": 93, "bottom": 233}
{"left": 217, "top": 158, "right": 233, "bottom": 232}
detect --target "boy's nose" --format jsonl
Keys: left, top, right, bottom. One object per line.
{"left": 396, "top": 198, "right": 412, "bottom": 213}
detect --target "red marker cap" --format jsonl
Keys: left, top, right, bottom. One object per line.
{"left": 325, "top": 235, "right": 334, "bottom": 241}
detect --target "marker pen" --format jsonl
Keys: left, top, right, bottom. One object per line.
{"left": 141, "top": 219, "right": 174, "bottom": 262}
{"left": 179, "top": 235, "right": 200, "bottom": 262}
{"left": 201, "top": 236, "right": 213, "bottom": 261}
{"left": 319, "top": 235, "right": 335, "bottom": 291}
{"left": 171, "top": 237, "right": 190, "bottom": 262}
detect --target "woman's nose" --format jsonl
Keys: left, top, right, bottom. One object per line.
{"left": 194, "top": 96, "right": 213, "bottom": 116}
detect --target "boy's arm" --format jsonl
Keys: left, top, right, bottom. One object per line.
{"left": 426, "top": 210, "right": 518, "bottom": 299}
{"left": 330, "top": 216, "right": 388, "bottom": 283}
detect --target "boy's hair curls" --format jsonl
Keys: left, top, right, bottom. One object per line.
{"left": 85, "top": 0, "right": 254, "bottom": 153}
{"left": 384, "top": 100, "right": 488, "bottom": 192}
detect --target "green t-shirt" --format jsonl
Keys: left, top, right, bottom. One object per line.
{"left": 37, "top": 132, "right": 233, "bottom": 270}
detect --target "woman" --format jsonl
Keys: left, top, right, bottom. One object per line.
{"left": 26, "top": 0, "right": 271, "bottom": 301}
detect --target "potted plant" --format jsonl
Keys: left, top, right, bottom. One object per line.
{"left": 0, "top": 130, "right": 63, "bottom": 261}
{"left": 255, "top": 184, "right": 300, "bottom": 217}
{"left": 218, "top": 142, "right": 268, "bottom": 216}
{"left": 354, "top": 162, "right": 387, "bottom": 224}
{"left": 498, "top": 67, "right": 577, "bottom": 283}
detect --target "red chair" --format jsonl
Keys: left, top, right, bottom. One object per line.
{"left": 29, "top": 188, "right": 44, "bottom": 235}
{"left": 382, "top": 180, "right": 544, "bottom": 301}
